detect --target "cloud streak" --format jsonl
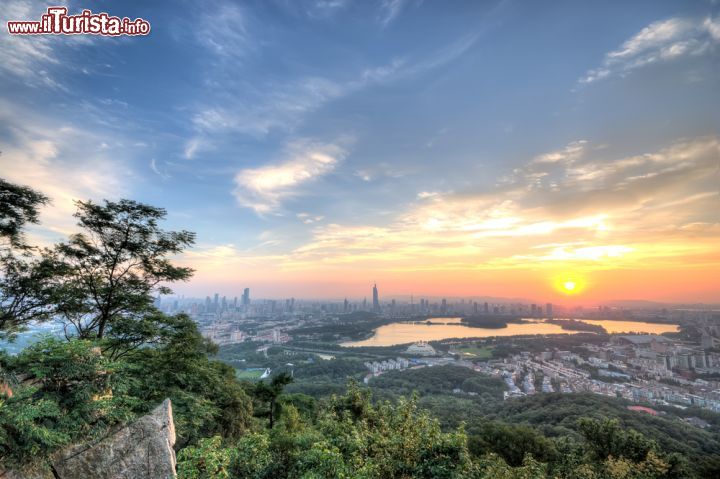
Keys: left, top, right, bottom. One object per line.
{"left": 0, "top": 0, "right": 102, "bottom": 91}
{"left": 190, "top": 32, "right": 478, "bottom": 140}
{"left": 581, "top": 16, "right": 720, "bottom": 83}
{"left": 234, "top": 139, "right": 349, "bottom": 214}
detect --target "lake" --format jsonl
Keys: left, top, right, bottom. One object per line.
{"left": 341, "top": 317, "right": 679, "bottom": 347}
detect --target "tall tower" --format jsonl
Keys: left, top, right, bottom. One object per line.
{"left": 372, "top": 283, "right": 380, "bottom": 313}
{"left": 242, "top": 288, "right": 250, "bottom": 307}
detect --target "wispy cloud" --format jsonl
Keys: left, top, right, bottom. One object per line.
{"left": 297, "top": 212, "right": 325, "bottom": 224}
{"left": 1, "top": 0, "right": 63, "bottom": 88}
{"left": 195, "top": 2, "right": 251, "bottom": 60}
{"left": 377, "top": 0, "right": 421, "bottom": 28}
{"left": 192, "top": 76, "right": 346, "bottom": 137}
{"left": 234, "top": 139, "right": 350, "bottom": 214}
{"left": 581, "top": 16, "right": 720, "bottom": 84}
{"left": 150, "top": 158, "right": 171, "bottom": 180}
{"left": 532, "top": 140, "right": 587, "bottom": 164}
{"left": 183, "top": 137, "right": 202, "bottom": 160}
{"left": 190, "top": 33, "right": 477, "bottom": 139}
{"left": 0, "top": 0, "right": 100, "bottom": 90}
{"left": 306, "top": 0, "right": 352, "bottom": 19}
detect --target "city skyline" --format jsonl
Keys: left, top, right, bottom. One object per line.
{"left": 158, "top": 283, "right": 720, "bottom": 310}
{"left": 1, "top": 0, "right": 719, "bottom": 303}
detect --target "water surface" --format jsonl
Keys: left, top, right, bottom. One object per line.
{"left": 342, "top": 317, "right": 679, "bottom": 347}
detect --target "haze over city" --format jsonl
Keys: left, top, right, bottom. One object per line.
{"left": 1, "top": 0, "right": 719, "bottom": 303}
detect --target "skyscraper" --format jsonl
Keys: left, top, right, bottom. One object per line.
{"left": 372, "top": 283, "right": 380, "bottom": 313}
{"left": 242, "top": 288, "right": 250, "bottom": 307}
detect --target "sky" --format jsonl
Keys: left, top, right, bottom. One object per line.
{"left": 1, "top": 0, "right": 719, "bottom": 304}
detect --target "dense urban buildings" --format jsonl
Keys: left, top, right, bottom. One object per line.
{"left": 147, "top": 281, "right": 720, "bottom": 416}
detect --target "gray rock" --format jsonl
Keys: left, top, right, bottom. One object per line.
{"left": 51, "top": 399, "right": 177, "bottom": 479}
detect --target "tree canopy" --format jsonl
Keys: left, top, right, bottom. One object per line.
{"left": 0, "top": 179, "right": 53, "bottom": 337}
{"left": 0, "top": 178, "right": 49, "bottom": 251}
{"left": 47, "top": 199, "right": 195, "bottom": 340}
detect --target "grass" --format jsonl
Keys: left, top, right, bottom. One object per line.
{"left": 454, "top": 344, "right": 493, "bottom": 359}
{"left": 235, "top": 368, "right": 265, "bottom": 380}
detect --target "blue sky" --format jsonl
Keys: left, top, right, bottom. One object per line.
{"left": 1, "top": 0, "right": 719, "bottom": 301}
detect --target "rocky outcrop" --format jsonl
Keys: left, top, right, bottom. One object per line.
{"left": 51, "top": 399, "right": 177, "bottom": 479}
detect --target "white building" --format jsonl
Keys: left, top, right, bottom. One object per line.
{"left": 405, "top": 342, "right": 437, "bottom": 356}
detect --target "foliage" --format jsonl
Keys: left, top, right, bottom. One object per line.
{"left": 462, "top": 315, "right": 525, "bottom": 329}
{"left": 371, "top": 365, "right": 506, "bottom": 400}
{"left": 0, "top": 387, "right": 68, "bottom": 468}
{"left": 0, "top": 255, "right": 57, "bottom": 339}
{"left": 46, "top": 199, "right": 195, "bottom": 340}
{"left": 0, "top": 177, "right": 49, "bottom": 251}
{"left": 122, "top": 313, "right": 254, "bottom": 446}
{"left": 292, "top": 357, "right": 367, "bottom": 381}
{"left": 0, "top": 179, "right": 54, "bottom": 338}
{"left": 178, "top": 383, "right": 474, "bottom": 479}
{"left": 175, "top": 382, "right": 693, "bottom": 479}
{"left": 486, "top": 393, "right": 720, "bottom": 470}
{"left": 292, "top": 312, "right": 392, "bottom": 341}
{"left": 253, "top": 372, "right": 294, "bottom": 428}
{"left": 0, "top": 338, "right": 137, "bottom": 469}
{"left": 578, "top": 417, "right": 656, "bottom": 463}
{"left": 177, "top": 436, "right": 235, "bottom": 479}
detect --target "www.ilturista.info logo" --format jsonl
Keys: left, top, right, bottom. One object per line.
{"left": 7, "top": 7, "right": 150, "bottom": 36}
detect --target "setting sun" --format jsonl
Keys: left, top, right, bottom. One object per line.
{"left": 552, "top": 274, "right": 587, "bottom": 296}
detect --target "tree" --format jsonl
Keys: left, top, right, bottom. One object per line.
{"left": 254, "top": 372, "right": 294, "bottom": 428}
{"left": 0, "top": 178, "right": 49, "bottom": 251}
{"left": 0, "top": 179, "right": 54, "bottom": 337}
{"left": 0, "top": 338, "right": 136, "bottom": 469}
{"left": 48, "top": 199, "right": 195, "bottom": 340}
{"left": 123, "top": 314, "right": 253, "bottom": 446}
{"left": 177, "top": 436, "right": 234, "bottom": 479}
{"left": 0, "top": 255, "right": 57, "bottom": 339}
{"left": 578, "top": 418, "right": 656, "bottom": 464}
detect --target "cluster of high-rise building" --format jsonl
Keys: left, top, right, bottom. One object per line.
{"left": 153, "top": 282, "right": 570, "bottom": 323}
{"left": 364, "top": 357, "right": 410, "bottom": 375}
{"left": 155, "top": 283, "right": 717, "bottom": 331}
